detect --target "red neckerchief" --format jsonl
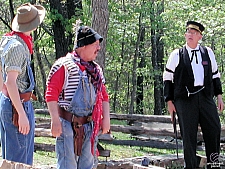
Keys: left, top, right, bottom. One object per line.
{"left": 71, "top": 51, "right": 103, "bottom": 155}
{"left": 5, "top": 31, "right": 33, "bottom": 54}
{"left": 91, "top": 90, "right": 103, "bottom": 155}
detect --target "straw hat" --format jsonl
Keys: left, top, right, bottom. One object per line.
{"left": 12, "top": 3, "right": 45, "bottom": 32}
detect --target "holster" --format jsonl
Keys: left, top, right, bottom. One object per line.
{"left": 12, "top": 105, "right": 19, "bottom": 127}
{"left": 11, "top": 92, "right": 37, "bottom": 128}
{"left": 58, "top": 107, "right": 92, "bottom": 156}
{"left": 73, "top": 123, "right": 84, "bottom": 156}
{"left": 72, "top": 115, "right": 92, "bottom": 156}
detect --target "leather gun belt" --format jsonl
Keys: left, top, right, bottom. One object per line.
{"left": 58, "top": 107, "right": 92, "bottom": 124}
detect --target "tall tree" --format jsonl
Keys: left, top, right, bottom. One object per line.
{"left": 150, "top": 0, "right": 165, "bottom": 115}
{"left": 129, "top": 12, "right": 144, "bottom": 115}
{"left": 136, "top": 26, "right": 145, "bottom": 114}
{"left": 91, "top": 0, "right": 109, "bottom": 69}
{"left": 49, "top": 0, "right": 82, "bottom": 59}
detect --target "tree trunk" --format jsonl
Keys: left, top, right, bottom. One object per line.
{"left": 49, "top": 0, "right": 82, "bottom": 59}
{"left": 91, "top": 0, "right": 109, "bottom": 69}
{"left": 129, "top": 14, "right": 143, "bottom": 115}
{"left": 112, "top": 28, "right": 126, "bottom": 113}
{"left": 49, "top": 0, "right": 67, "bottom": 59}
{"left": 33, "top": 30, "right": 46, "bottom": 102}
{"left": 136, "top": 27, "right": 145, "bottom": 114}
{"left": 150, "top": 1, "right": 165, "bottom": 115}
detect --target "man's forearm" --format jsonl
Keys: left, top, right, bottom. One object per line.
{"left": 47, "top": 101, "right": 60, "bottom": 121}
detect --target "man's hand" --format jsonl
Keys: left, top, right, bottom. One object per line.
{"left": 18, "top": 113, "right": 30, "bottom": 135}
{"left": 101, "top": 101, "right": 110, "bottom": 134}
{"left": 47, "top": 101, "right": 62, "bottom": 137}
{"left": 217, "top": 94, "right": 224, "bottom": 113}
{"left": 167, "top": 100, "right": 176, "bottom": 122}
{"left": 51, "top": 117, "right": 62, "bottom": 137}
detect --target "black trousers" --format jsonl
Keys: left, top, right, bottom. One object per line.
{"left": 174, "top": 91, "right": 221, "bottom": 169}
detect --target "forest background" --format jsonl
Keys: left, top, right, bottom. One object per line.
{"left": 1, "top": 0, "right": 225, "bottom": 117}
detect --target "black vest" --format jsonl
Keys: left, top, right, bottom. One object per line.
{"left": 173, "top": 46, "right": 214, "bottom": 99}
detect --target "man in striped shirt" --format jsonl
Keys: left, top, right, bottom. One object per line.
{"left": 45, "top": 25, "right": 110, "bottom": 169}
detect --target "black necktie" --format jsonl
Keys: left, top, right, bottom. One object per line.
{"left": 191, "top": 50, "right": 199, "bottom": 64}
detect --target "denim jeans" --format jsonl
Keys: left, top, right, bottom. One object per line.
{"left": 0, "top": 93, "right": 35, "bottom": 165}
{"left": 56, "top": 117, "right": 94, "bottom": 169}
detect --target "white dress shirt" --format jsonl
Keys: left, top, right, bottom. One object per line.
{"left": 163, "top": 44, "right": 220, "bottom": 86}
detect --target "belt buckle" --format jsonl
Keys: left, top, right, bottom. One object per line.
{"left": 87, "top": 116, "right": 92, "bottom": 122}
{"left": 72, "top": 116, "right": 82, "bottom": 128}
{"left": 21, "top": 98, "right": 25, "bottom": 103}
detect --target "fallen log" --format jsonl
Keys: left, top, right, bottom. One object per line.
{"left": 35, "top": 128, "right": 52, "bottom": 137}
{"left": 35, "top": 109, "right": 49, "bottom": 115}
{"left": 34, "top": 143, "right": 55, "bottom": 152}
{"left": 34, "top": 124, "right": 202, "bottom": 141}
{"left": 34, "top": 128, "right": 183, "bottom": 150}
{"left": 110, "top": 125, "right": 182, "bottom": 138}
{"left": 100, "top": 139, "right": 183, "bottom": 149}
{"left": 133, "top": 164, "right": 164, "bottom": 169}
{"left": 34, "top": 110, "right": 172, "bottom": 123}
{"left": 35, "top": 123, "right": 50, "bottom": 129}
{"left": 35, "top": 117, "right": 51, "bottom": 123}
{"left": 110, "top": 113, "right": 172, "bottom": 123}
{"left": 34, "top": 125, "right": 180, "bottom": 139}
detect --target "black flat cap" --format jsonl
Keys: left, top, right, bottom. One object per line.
{"left": 186, "top": 21, "right": 205, "bottom": 34}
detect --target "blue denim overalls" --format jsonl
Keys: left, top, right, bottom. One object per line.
{"left": 0, "top": 38, "right": 35, "bottom": 165}
{"left": 56, "top": 69, "right": 96, "bottom": 169}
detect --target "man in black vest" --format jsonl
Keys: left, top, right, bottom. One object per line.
{"left": 163, "top": 21, "right": 224, "bottom": 169}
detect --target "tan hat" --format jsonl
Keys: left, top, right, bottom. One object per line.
{"left": 12, "top": 3, "right": 45, "bottom": 32}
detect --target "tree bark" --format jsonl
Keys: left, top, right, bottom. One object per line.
{"left": 91, "top": 0, "right": 109, "bottom": 69}
{"left": 49, "top": 0, "right": 82, "bottom": 59}
{"left": 150, "top": 1, "right": 165, "bottom": 115}
{"left": 49, "top": 0, "right": 67, "bottom": 59}
{"left": 136, "top": 27, "right": 145, "bottom": 114}
{"left": 129, "top": 13, "right": 144, "bottom": 115}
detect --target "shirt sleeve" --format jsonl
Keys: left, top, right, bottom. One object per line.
{"left": 163, "top": 49, "right": 179, "bottom": 102}
{"left": 45, "top": 66, "right": 65, "bottom": 102}
{"left": 206, "top": 47, "right": 223, "bottom": 95}
{"left": 4, "top": 41, "right": 27, "bottom": 74}
{"left": 206, "top": 47, "right": 221, "bottom": 79}
{"left": 163, "top": 49, "right": 180, "bottom": 82}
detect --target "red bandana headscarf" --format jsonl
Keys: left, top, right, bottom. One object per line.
{"left": 5, "top": 31, "right": 33, "bottom": 54}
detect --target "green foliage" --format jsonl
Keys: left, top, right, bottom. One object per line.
{"left": 105, "top": 0, "right": 163, "bottom": 114}
{"left": 105, "top": 0, "right": 225, "bottom": 115}
{"left": 2, "top": 0, "right": 225, "bottom": 116}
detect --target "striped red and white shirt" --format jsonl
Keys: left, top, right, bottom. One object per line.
{"left": 45, "top": 52, "right": 109, "bottom": 110}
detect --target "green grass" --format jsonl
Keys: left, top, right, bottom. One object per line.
{"left": 32, "top": 119, "right": 184, "bottom": 166}
{"left": 33, "top": 151, "right": 56, "bottom": 166}
{"left": 98, "top": 131, "right": 184, "bottom": 162}
{"left": 33, "top": 137, "right": 56, "bottom": 166}
{"left": 32, "top": 119, "right": 211, "bottom": 166}
{"left": 34, "top": 137, "right": 55, "bottom": 144}
{"left": 34, "top": 131, "right": 185, "bottom": 163}
{"left": 33, "top": 131, "right": 184, "bottom": 166}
